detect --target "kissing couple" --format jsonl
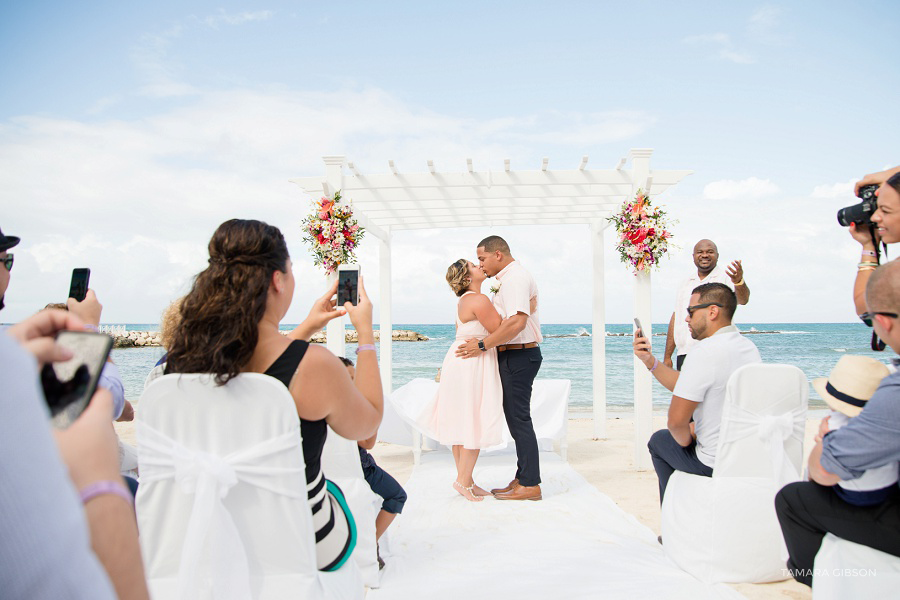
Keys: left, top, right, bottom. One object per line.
{"left": 420, "top": 235, "right": 544, "bottom": 501}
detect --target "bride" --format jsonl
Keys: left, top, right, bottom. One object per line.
{"left": 422, "top": 259, "right": 505, "bottom": 501}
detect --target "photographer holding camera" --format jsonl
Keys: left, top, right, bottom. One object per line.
{"left": 840, "top": 166, "right": 900, "bottom": 321}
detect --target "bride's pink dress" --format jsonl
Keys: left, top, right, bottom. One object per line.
{"left": 421, "top": 292, "right": 505, "bottom": 449}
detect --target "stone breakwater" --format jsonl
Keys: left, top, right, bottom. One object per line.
{"left": 111, "top": 329, "right": 428, "bottom": 348}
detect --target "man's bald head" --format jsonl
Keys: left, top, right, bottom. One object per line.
{"left": 866, "top": 260, "right": 900, "bottom": 313}
{"left": 692, "top": 239, "right": 719, "bottom": 275}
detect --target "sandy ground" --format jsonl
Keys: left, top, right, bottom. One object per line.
{"left": 115, "top": 415, "right": 817, "bottom": 599}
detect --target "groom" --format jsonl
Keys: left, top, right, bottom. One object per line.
{"left": 457, "top": 235, "right": 543, "bottom": 501}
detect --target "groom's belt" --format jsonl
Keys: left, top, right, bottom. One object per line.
{"left": 497, "top": 343, "right": 539, "bottom": 352}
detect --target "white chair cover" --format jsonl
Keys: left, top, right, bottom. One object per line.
{"left": 661, "top": 363, "right": 808, "bottom": 583}
{"left": 813, "top": 533, "right": 900, "bottom": 599}
{"left": 136, "top": 373, "right": 363, "bottom": 600}
{"left": 320, "top": 427, "right": 382, "bottom": 588}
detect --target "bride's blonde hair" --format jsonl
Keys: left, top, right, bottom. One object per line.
{"left": 446, "top": 259, "right": 470, "bottom": 297}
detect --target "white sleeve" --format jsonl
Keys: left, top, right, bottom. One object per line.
{"left": 673, "top": 345, "right": 712, "bottom": 403}
{"left": 503, "top": 271, "right": 532, "bottom": 316}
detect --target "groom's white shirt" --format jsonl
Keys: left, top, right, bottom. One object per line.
{"left": 493, "top": 260, "right": 542, "bottom": 345}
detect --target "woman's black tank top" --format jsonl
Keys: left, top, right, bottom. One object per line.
{"left": 264, "top": 340, "right": 328, "bottom": 485}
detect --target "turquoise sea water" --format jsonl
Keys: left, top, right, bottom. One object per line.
{"left": 111, "top": 322, "right": 888, "bottom": 412}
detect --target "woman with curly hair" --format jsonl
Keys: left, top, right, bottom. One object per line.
{"left": 165, "top": 218, "right": 382, "bottom": 571}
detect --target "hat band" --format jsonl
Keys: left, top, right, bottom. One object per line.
{"left": 825, "top": 382, "right": 867, "bottom": 408}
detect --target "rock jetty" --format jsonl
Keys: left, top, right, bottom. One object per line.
{"left": 110, "top": 329, "right": 428, "bottom": 348}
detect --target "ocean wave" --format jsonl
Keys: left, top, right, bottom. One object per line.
{"left": 833, "top": 348, "right": 847, "bottom": 352}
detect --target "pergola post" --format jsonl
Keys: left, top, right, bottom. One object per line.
{"left": 630, "top": 149, "right": 654, "bottom": 470}
{"left": 323, "top": 155, "right": 346, "bottom": 358}
{"left": 590, "top": 220, "right": 607, "bottom": 439}
{"left": 378, "top": 234, "right": 393, "bottom": 395}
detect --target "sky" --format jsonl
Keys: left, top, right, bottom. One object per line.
{"left": 1, "top": 1, "right": 898, "bottom": 325}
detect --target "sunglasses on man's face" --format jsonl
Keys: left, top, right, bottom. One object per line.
{"left": 859, "top": 311, "right": 899, "bottom": 327}
{"left": 686, "top": 302, "right": 723, "bottom": 317}
{"left": 1, "top": 254, "right": 12, "bottom": 272}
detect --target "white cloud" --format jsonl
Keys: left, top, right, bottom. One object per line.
{"left": 0, "top": 85, "right": 661, "bottom": 324}
{"left": 702, "top": 177, "right": 780, "bottom": 200}
{"left": 203, "top": 10, "right": 274, "bottom": 29}
{"left": 683, "top": 32, "right": 755, "bottom": 64}
{"left": 811, "top": 179, "right": 855, "bottom": 199}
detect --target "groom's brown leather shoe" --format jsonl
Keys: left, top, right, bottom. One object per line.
{"left": 494, "top": 484, "right": 542, "bottom": 501}
{"left": 490, "top": 479, "right": 519, "bottom": 495}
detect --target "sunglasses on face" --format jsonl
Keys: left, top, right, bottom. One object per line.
{"left": 859, "top": 311, "right": 899, "bottom": 327}
{"left": 686, "top": 302, "right": 723, "bottom": 317}
{"left": 1, "top": 254, "right": 12, "bottom": 272}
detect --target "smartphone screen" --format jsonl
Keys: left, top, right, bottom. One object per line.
{"left": 68, "top": 268, "right": 91, "bottom": 302}
{"left": 337, "top": 268, "right": 359, "bottom": 306}
{"left": 633, "top": 318, "right": 644, "bottom": 335}
{"left": 42, "top": 331, "right": 113, "bottom": 428}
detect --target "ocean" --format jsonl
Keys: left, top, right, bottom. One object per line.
{"left": 110, "top": 322, "right": 884, "bottom": 413}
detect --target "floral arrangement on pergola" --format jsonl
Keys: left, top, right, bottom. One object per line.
{"left": 608, "top": 189, "right": 675, "bottom": 274}
{"left": 301, "top": 190, "right": 365, "bottom": 274}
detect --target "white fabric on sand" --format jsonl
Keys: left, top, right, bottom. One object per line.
{"left": 369, "top": 451, "right": 742, "bottom": 600}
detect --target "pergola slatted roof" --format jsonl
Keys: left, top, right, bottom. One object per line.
{"left": 291, "top": 156, "right": 692, "bottom": 235}
{"left": 292, "top": 149, "right": 692, "bottom": 470}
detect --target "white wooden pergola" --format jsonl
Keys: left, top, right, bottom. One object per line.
{"left": 291, "top": 149, "right": 692, "bottom": 469}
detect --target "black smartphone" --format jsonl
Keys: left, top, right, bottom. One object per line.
{"left": 68, "top": 268, "right": 90, "bottom": 302}
{"left": 633, "top": 318, "right": 644, "bottom": 336}
{"left": 337, "top": 265, "right": 360, "bottom": 306}
{"left": 42, "top": 331, "right": 113, "bottom": 428}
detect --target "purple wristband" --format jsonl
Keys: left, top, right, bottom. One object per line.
{"left": 79, "top": 480, "right": 133, "bottom": 505}
{"left": 649, "top": 357, "right": 660, "bottom": 372}
{"left": 83, "top": 324, "right": 99, "bottom": 333}
{"left": 355, "top": 344, "right": 377, "bottom": 354}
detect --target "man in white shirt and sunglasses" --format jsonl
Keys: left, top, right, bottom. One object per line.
{"left": 633, "top": 282, "right": 761, "bottom": 506}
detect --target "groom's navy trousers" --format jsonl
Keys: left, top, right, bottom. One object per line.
{"left": 498, "top": 346, "right": 542, "bottom": 486}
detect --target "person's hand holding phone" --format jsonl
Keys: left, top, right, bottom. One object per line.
{"left": 5, "top": 309, "right": 84, "bottom": 365}
{"left": 67, "top": 289, "right": 102, "bottom": 327}
{"left": 306, "top": 279, "right": 347, "bottom": 329}
{"left": 345, "top": 275, "right": 374, "bottom": 339}
{"left": 632, "top": 328, "right": 655, "bottom": 370}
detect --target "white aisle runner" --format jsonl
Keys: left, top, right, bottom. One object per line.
{"left": 369, "top": 451, "right": 743, "bottom": 600}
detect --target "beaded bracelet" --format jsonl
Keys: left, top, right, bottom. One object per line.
{"left": 858, "top": 266, "right": 877, "bottom": 272}
{"left": 79, "top": 480, "right": 133, "bottom": 505}
{"left": 858, "top": 262, "right": 879, "bottom": 268}
{"left": 355, "top": 344, "right": 376, "bottom": 354}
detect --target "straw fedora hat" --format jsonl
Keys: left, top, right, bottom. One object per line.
{"left": 812, "top": 355, "right": 891, "bottom": 417}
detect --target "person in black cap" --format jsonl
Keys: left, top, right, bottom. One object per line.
{"left": 0, "top": 226, "right": 20, "bottom": 312}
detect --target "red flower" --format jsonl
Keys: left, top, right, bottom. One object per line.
{"left": 626, "top": 228, "right": 648, "bottom": 245}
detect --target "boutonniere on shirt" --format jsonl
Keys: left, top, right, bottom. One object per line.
{"left": 489, "top": 283, "right": 501, "bottom": 295}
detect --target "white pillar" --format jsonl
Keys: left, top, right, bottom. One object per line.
{"left": 323, "top": 155, "right": 346, "bottom": 358}
{"left": 379, "top": 234, "right": 393, "bottom": 396}
{"left": 590, "top": 220, "right": 607, "bottom": 439}
{"left": 630, "top": 148, "right": 654, "bottom": 470}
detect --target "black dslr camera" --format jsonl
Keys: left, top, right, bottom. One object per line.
{"left": 837, "top": 184, "right": 879, "bottom": 226}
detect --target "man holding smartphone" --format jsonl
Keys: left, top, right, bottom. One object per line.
{"left": 0, "top": 226, "right": 20, "bottom": 312}
{"left": 634, "top": 282, "right": 760, "bottom": 506}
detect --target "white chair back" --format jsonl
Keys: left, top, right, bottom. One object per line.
{"left": 136, "top": 373, "right": 362, "bottom": 600}
{"left": 714, "top": 363, "right": 808, "bottom": 484}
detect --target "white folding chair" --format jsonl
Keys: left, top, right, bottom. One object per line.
{"left": 661, "top": 363, "right": 808, "bottom": 583}
{"left": 136, "top": 373, "right": 363, "bottom": 600}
